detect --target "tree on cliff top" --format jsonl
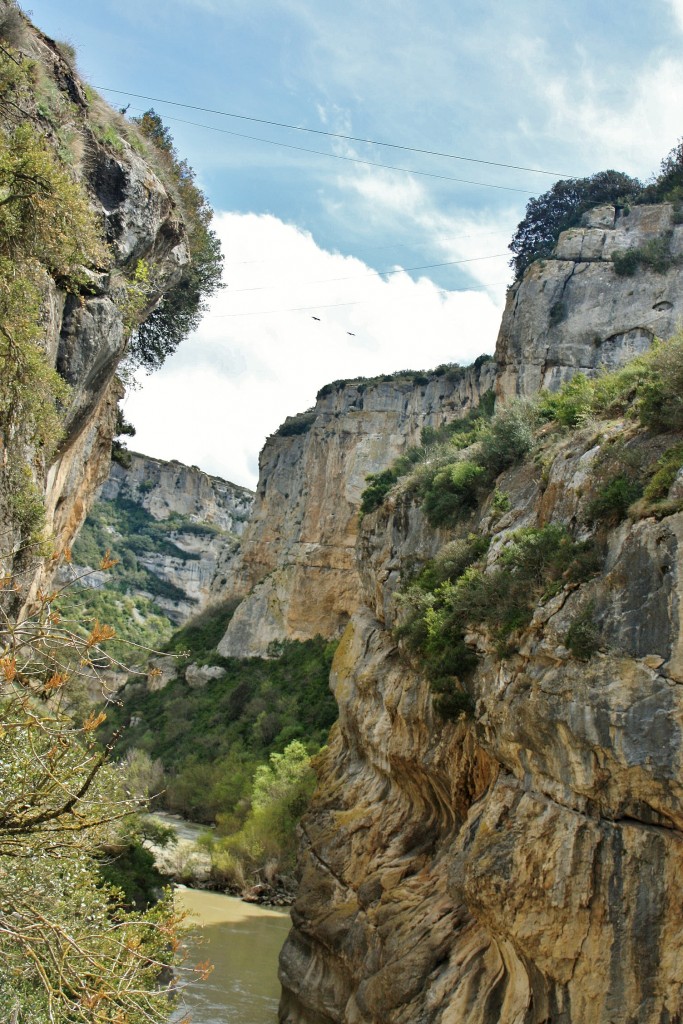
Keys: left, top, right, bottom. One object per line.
{"left": 127, "top": 110, "right": 223, "bottom": 372}
{"left": 509, "top": 169, "right": 641, "bottom": 280}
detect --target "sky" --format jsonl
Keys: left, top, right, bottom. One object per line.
{"left": 27, "top": 0, "right": 683, "bottom": 488}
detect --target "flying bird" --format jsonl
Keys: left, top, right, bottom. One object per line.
{"left": 312, "top": 316, "right": 320, "bottom": 321}
{"left": 347, "top": 332, "right": 355, "bottom": 336}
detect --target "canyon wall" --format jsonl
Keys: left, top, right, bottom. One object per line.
{"left": 277, "top": 205, "right": 683, "bottom": 1024}
{"left": 218, "top": 362, "right": 496, "bottom": 657}
{"left": 496, "top": 202, "right": 683, "bottom": 398}
{"left": 88, "top": 452, "right": 254, "bottom": 622}
{"left": 0, "top": 5, "right": 191, "bottom": 605}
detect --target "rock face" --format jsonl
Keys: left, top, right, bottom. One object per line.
{"left": 0, "top": 7, "right": 190, "bottom": 604}
{"left": 279, "top": 429, "right": 683, "bottom": 1024}
{"left": 85, "top": 452, "right": 254, "bottom": 622}
{"left": 496, "top": 203, "right": 683, "bottom": 398}
{"left": 277, "top": 208, "right": 683, "bottom": 1024}
{"left": 218, "top": 362, "right": 496, "bottom": 658}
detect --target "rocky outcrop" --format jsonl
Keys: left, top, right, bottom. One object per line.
{"left": 79, "top": 452, "right": 254, "bottom": 623}
{"left": 496, "top": 203, "right": 683, "bottom": 398}
{"left": 0, "top": 7, "right": 189, "bottom": 603}
{"left": 218, "top": 362, "right": 496, "bottom": 657}
{"left": 279, "top": 424, "right": 683, "bottom": 1024}
{"left": 101, "top": 452, "right": 253, "bottom": 535}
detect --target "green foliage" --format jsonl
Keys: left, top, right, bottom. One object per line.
{"left": 637, "top": 334, "right": 683, "bottom": 432}
{"left": 565, "top": 602, "right": 601, "bottom": 660}
{"left": 0, "top": 578, "right": 189, "bottom": 1023}
{"left": 585, "top": 473, "right": 643, "bottom": 526}
{"left": 539, "top": 373, "right": 594, "bottom": 427}
{"left": 509, "top": 170, "right": 641, "bottom": 280}
{"left": 127, "top": 110, "right": 223, "bottom": 372}
{"left": 0, "top": 50, "right": 109, "bottom": 555}
{"left": 643, "top": 442, "right": 683, "bottom": 500}
{"left": 397, "top": 526, "right": 601, "bottom": 717}
{"left": 204, "top": 741, "right": 316, "bottom": 884}
{"left": 477, "top": 399, "right": 537, "bottom": 476}
{"left": 275, "top": 410, "right": 317, "bottom": 436}
{"left": 165, "top": 597, "right": 242, "bottom": 658}
{"left": 97, "top": 840, "right": 170, "bottom": 911}
{"left": 539, "top": 332, "right": 683, "bottom": 435}
{"left": 360, "top": 447, "right": 424, "bottom": 516}
{"left": 106, "top": 635, "right": 338, "bottom": 823}
{"left": 422, "top": 459, "right": 485, "bottom": 526}
{"left": 360, "top": 390, "right": 497, "bottom": 519}
{"left": 612, "top": 234, "right": 681, "bottom": 276}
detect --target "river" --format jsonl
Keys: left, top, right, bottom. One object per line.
{"left": 171, "top": 887, "right": 291, "bottom": 1024}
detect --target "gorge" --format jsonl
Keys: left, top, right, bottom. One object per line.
{"left": 2, "top": 4, "right": 683, "bottom": 1021}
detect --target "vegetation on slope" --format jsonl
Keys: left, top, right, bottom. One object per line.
{"left": 390, "top": 333, "right": 683, "bottom": 719}
{"left": 0, "top": 577, "right": 197, "bottom": 1023}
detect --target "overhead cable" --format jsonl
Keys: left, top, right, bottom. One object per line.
{"left": 98, "top": 86, "right": 572, "bottom": 177}
{"left": 227, "top": 252, "right": 509, "bottom": 293}
{"left": 123, "top": 105, "right": 535, "bottom": 194}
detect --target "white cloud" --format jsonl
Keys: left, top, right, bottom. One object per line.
{"left": 124, "top": 211, "right": 504, "bottom": 489}
{"left": 669, "top": 0, "right": 683, "bottom": 32}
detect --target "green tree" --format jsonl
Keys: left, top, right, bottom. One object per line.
{"left": 127, "top": 110, "right": 223, "bottom": 371}
{"left": 0, "top": 580, "right": 198, "bottom": 1023}
{"left": 509, "top": 170, "right": 641, "bottom": 280}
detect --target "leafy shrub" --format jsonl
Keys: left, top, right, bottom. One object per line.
{"left": 477, "top": 399, "right": 537, "bottom": 476}
{"left": 565, "top": 602, "right": 601, "bottom": 660}
{"left": 397, "top": 525, "right": 601, "bottom": 718}
{"left": 422, "top": 460, "right": 485, "bottom": 526}
{"left": 276, "top": 411, "right": 317, "bottom": 436}
{"left": 612, "top": 235, "right": 680, "bottom": 276}
{"left": 585, "top": 474, "right": 643, "bottom": 526}
{"left": 128, "top": 110, "right": 223, "bottom": 372}
{"left": 509, "top": 170, "right": 641, "bottom": 280}
{"left": 539, "top": 373, "right": 594, "bottom": 427}
{"left": 638, "top": 334, "right": 683, "bottom": 432}
{"left": 643, "top": 442, "right": 683, "bottom": 500}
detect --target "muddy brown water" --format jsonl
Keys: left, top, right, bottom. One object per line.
{"left": 171, "top": 887, "right": 291, "bottom": 1024}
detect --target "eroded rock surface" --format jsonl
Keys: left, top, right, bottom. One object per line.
{"left": 278, "top": 208, "right": 683, "bottom": 1023}
{"left": 279, "top": 427, "right": 683, "bottom": 1023}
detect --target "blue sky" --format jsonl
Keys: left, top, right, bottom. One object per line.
{"left": 28, "top": 0, "right": 683, "bottom": 486}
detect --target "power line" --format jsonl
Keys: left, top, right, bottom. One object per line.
{"left": 208, "top": 281, "right": 511, "bottom": 319}
{"left": 124, "top": 105, "right": 535, "bottom": 194}
{"left": 226, "top": 253, "right": 509, "bottom": 293}
{"left": 98, "top": 86, "right": 571, "bottom": 178}
{"left": 223, "top": 230, "right": 502, "bottom": 265}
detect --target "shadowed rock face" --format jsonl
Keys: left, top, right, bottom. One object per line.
{"left": 277, "top": 209, "right": 683, "bottom": 1024}
{"left": 279, "top": 427, "right": 683, "bottom": 1023}
{"left": 0, "top": 9, "right": 189, "bottom": 603}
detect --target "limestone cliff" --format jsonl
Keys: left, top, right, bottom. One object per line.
{"left": 218, "top": 362, "right": 496, "bottom": 657}
{"left": 496, "top": 202, "right": 683, "bottom": 398}
{"left": 277, "top": 205, "right": 683, "bottom": 1024}
{"left": 0, "top": 5, "right": 191, "bottom": 603}
{"left": 86, "top": 451, "right": 254, "bottom": 622}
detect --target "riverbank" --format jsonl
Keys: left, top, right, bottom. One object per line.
{"left": 145, "top": 813, "right": 296, "bottom": 906}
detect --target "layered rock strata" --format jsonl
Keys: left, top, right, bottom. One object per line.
{"left": 496, "top": 203, "right": 683, "bottom": 398}
{"left": 277, "top": 206, "right": 683, "bottom": 1023}
{"left": 218, "top": 362, "right": 496, "bottom": 657}
{"left": 94, "top": 452, "right": 254, "bottom": 622}
{"left": 279, "top": 426, "right": 683, "bottom": 1024}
